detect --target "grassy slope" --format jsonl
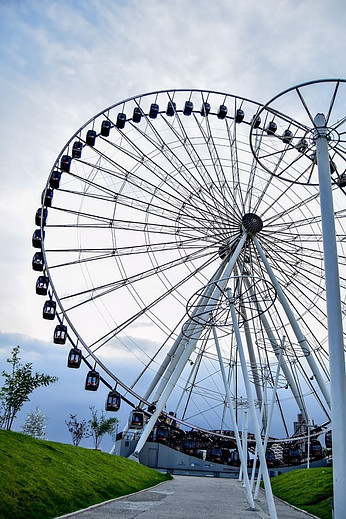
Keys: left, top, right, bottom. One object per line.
{"left": 0, "top": 430, "right": 171, "bottom": 519}
{"left": 270, "top": 467, "right": 333, "bottom": 519}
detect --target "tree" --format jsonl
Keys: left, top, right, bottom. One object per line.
{"left": 21, "top": 406, "right": 47, "bottom": 439}
{"left": 0, "top": 346, "right": 58, "bottom": 430}
{"left": 88, "top": 406, "right": 119, "bottom": 450}
{"left": 65, "top": 414, "right": 90, "bottom": 446}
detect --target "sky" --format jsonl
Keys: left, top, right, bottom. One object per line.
{"left": 0, "top": 0, "right": 345, "bottom": 451}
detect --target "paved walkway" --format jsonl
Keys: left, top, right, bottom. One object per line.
{"left": 57, "top": 475, "right": 318, "bottom": 519}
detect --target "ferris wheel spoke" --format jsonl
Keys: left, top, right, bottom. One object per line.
{"left": 58, "top": 244, "right": 217, "bottom": 311}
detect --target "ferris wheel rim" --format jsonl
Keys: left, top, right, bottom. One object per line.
{"left": 249, "top": 78, "right": 346, "bottom": 186}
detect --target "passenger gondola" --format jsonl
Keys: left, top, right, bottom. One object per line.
{"left": 116, "top": 113, "right": 126, "bottom": 129}
{"left": 86, "top": 129, "right": 97, "bottom": 146}
{"left": 337, "top": 172, "right": 346, "bottom": 188}
{"left": 42, "top": 188, "right": 54, "bottom": 207}
{"left": 53, "top": 324, "right": 67, "bottom": 344}
{"left": 101, "top": 120, "right": 111, "bottom": 136}
{"left": 235, "top": 109, "right": 244, "bottom": 123}
{"left": 43, "top": 300, "right": 56, "bottom": 320}
{"left": 36, "top": 276, "right": 49, "bottom": 296}
{"left": 282, "top": 129, "right": 293, "bottom": 144}
{"left": 132, "top": 107, "right": 142, "bottom": 123}
{"left": 295, "top": 138, "right": 308, "bottom": 153}
{"left": 105, "top": 390, "right": 121, "bottom": 411}
{"left": 32, "top": 251, "right": 44, "bottom": 271}
{"left": 67, "top": 347, "right": 82, "bottom": 368}
{"left": 166, "top": 101, "right": 176, "bottom": 116}
{"left": 251, "top": 114, "right": 261, "bottom": 128}
{"left": 217, "top": 104, "right": 228, "bottom": 119}
{"left": 183, "top": 100, "right": 193, "bottom": 115}
{"left": 128, "top": 409, "right": 145, "bottom": 429}
{"left": 35, "top": 207, "right": 48, "bottom": 227}
{"left": 85, "top": 370, "right": 100, "bottom": 391}
{"left": 60, "top": 155, "right": 71, "bottom": 172}
{"left": 72, "top": 141, "right": 83, "bottom": 158}
{"left": 266, "top": 121, "right": 277, "bottom": 135}
{"left": 50, "top": 170, "right": 62, "bottom": 189}
{"left": 200, "top": 102, "right": 210, "bottom": 117}
{"left": 149, "top": 103, "right": 159, "bottom": 119}
{"left": 325, "top": 430, "right": 332, "bottom": 449}
{"left": 32, "top": 229, "right": 44, "bottom": 248}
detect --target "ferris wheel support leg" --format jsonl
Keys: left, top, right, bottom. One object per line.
{"left": 253, "top": 236, "right": 331, "bottom": 409}
{"left": 131, "top": 234, "right": 248, "bottom": 459}
{"left": 228, "top": 292, "right": 278, "bottom": 519}
{"left": 211, "top": 324, "right": 256, "bottom": 510}
{"left": 130, "top": 327, "right": 204, "bottom": 459}
{"left": 254, "top": 342, "right": 284, "bottom": 500}
{"left": 146, "top": 260, "right": 229, "bottom": 405}
{"left": 314, "top": 113, "right": 346, "bottom": 519}
{"left": 243, "top": 275, "right": 310, "bottom": 424}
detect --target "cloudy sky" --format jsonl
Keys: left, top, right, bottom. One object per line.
{"left": 0, "top": 0, "right": 345, "bottom": 450}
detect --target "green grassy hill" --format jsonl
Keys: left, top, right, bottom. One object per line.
{"left": 270, "top": 467, "right": 333, "bottom": 519}
{"left": 0, "top": 430, "right": 171, "bottom": 519}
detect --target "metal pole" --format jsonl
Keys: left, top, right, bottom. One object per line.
{"left": 254, "top": 340, "right": 284, "bottom": 500}
{"left": 253, "top": 236, "right": 331, "bottom": 409}
{"left": 307, "top": 423, "right": 311, "bottom": 470}
{"left": 211, "top": 324, "right": 256, "bottom": 510}
{"left": 229, "top": 292, "right": 278, "bottom": 519}
{"left": 314, "top": 113, "right": 346, "bottom": 519}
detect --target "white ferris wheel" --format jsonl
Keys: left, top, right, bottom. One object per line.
{"left": 32, "top": 83, "right": 346, "bottom": 516}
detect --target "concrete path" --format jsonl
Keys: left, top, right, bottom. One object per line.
{"left": 57, "top": 475, "right": 319, "bottom": 519}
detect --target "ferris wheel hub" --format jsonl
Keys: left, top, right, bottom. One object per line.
{"left": 242, "top": 213, "right": 263, "bottom": 234}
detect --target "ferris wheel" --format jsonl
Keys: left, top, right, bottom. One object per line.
{"left": 32, "top": 87, "right": 346, "bottom": 450}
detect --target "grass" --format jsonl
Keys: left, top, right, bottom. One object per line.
{"left": 270, "top": 467, "right": 333, "bottom": 519}
{"left": 0, "top": 429, "right": 171, "bottom": 519}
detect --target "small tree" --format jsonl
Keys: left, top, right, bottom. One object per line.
{"left": 88, "top": 406, "right": 118, "bottom": 450}
{"left": 65, "top": 414, "right": 90, "bottom": 446}
{"left": 0, "top": 346, "right": 58, "bottom": 430}
{"left": 21, "top": 406, "right": 47, "bottom": 439}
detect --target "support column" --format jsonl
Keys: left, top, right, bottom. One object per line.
{"left": 314, "top": 113, "right": 346, "bottom": 519}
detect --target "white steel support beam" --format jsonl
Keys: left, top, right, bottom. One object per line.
{"left": 253, "top": 235, "right": 331, "bottom": 409}
{"left": 130, "top": 233, "right": 248, "bottom": 458}
{"left": 243, "top": 275, "right": 309, "bottom": 424}
{"left": 228, "top": 291, "right": 277, "bottom": 519}
{"left": 314, "top": 113, "right": 346, "bottom": 519}
{"left": 211, "top": 323, "right": 256, "bottom": 510}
